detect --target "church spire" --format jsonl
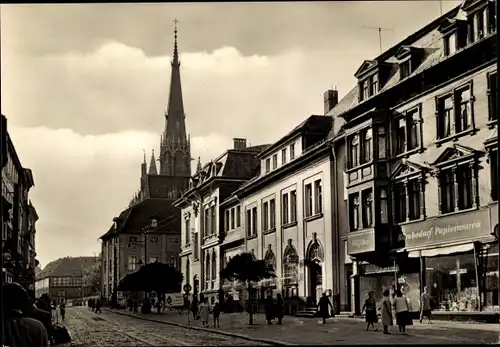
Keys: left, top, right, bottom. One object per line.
{"left": 149, "top": 149, "right": 158, "bottom": 175}
{"left": 159, "top": 19, "right": 191, "bottom": 177}
{"left": 196, "top": 157, "right": 202, "bottom": 173}
{"left": 172, "top": 19, "right": 180, "bottom": 66}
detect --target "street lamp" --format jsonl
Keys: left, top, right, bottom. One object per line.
{"left": 127, "top": 218, "right": 158, "bottom": 310}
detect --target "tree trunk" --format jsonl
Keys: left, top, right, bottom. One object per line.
{"left": 248, "top": 281, "right": 253, "bottom": 325}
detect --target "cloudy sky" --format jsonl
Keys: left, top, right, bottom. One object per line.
{"left": 1, "top": 1, "right": 461, "bottom": 267}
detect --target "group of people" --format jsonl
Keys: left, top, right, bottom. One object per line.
{"left": 2, "top": 282, "right": 61, "bottom": 346}
{"left": 87, "top": 297, "right": 102, "bottom": 313}
{"left": 192, "top": 297, "right": 222, "bottom": 328}
{"left": 362, "top": 285, "right": 434, "bottom": 335}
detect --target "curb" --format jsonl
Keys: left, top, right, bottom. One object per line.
{"left": 104, "top": 308, "right": 295, "bottom": 346}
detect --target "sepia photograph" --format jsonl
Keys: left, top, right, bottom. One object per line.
{"left": 1, "top": 1, "right": 499, "bottom": 345}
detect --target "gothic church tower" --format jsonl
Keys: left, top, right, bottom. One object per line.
{"left": 159, "top": 21, "right": 192, "bottom": 177}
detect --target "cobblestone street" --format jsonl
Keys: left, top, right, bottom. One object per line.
{"left": 105, "top": 308, "right": 500, "bottom": 345}
{"left": 59, "top": 307, "right": 271, "bottom": 346}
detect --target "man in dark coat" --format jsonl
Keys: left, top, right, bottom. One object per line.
{"left": 317, "top": 293, "right": 333, "bottom": 324}
{"left": 264, "top": 293, "right": 275, "bottom": 325}
{"left": 275, "top": 294, "right": 284, "bottom": 325}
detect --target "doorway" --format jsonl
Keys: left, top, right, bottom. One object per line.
{"left": 309, "top": 260, "right": 323, "bottom": 305}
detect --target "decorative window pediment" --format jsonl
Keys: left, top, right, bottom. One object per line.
{"left": 438, "top": 18, "right": 467, "bottom": 34}
{"left": 354, "top": 60, "right": 378, "bottom": 79}
{"left": 390, "top": 159, "right": 428, "bottom": 179}
{"left": 431, "top": 144, "right": 482, "bottom": 167}
{"left": 461, "top": 0, "right": 488, "bottom": 14}
{"left": 394, "top": 45, "right": 424, "bottom": 61}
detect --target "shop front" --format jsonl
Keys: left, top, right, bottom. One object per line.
{"left": 397, "top": 207, "right": 499, "bottom": 322}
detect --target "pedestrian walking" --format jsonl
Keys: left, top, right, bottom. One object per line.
{"left": 362, "top": 291, "right": 378, "bottom": 331}
{"left": 317, "top": 293, "right": 333, "bottom": 324}
{"left": 59, "top": 299, "right": 66, "bottom": 322}
{"left": 133, "top": 299, "right": 138, "bottom": 313}
{"left": 394, "top": 290, "right": 412, "bottom": 333}
{"left": 275, "top": 294, "right": 284, "bottom": 325}
{"left": 95, "top": 298, "right": 102, "bottom": 313}
{"left": 381, "top": 289, "right": 393, "bottom": 335}
{"left": 211, "top": 300, "right": 221, "bottom": 328}
{"left": 199, "top": 298, "right": 211, "bottom": 328}
{"left": 264, "top": 293, "right": 275, "bottom": 325}
{"left": 191, "top": 297, "right": 199, "bottom": 321}
{"left": 420, "top": 286, "right": 433, "bottom": 324}
{"left": 127, "top": 297, "right": 133, "bottom": 312}
{"left": 2, "top": 282, "right": 50, "bottom": 347}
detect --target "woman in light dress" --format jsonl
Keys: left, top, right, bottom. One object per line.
{"left": 199, "top": 298, "right": 211, "bottom": 328}
{"left": 394, "top": 289, "right": 412, "bottom": 333}
{"left": 381, "top": 289, "right": 393, "bottom": 335}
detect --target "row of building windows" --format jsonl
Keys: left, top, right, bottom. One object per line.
{"left": 348, "top": 151, "right": 498, "bottom": 231}
{"left": 348, "top": 73, "right": 497, "bottom": 170}
{"left": 50, "top": 276, "right": 82, "bottom": 287}
{"left": 444, "top": 3, "right": 496, "bottom": 57}
{"left": 357, "top": 4, "right": 496, "bottom": 108}
{"left": 126, "top": 255, "right": 178, "bottom": 271}
{"left": 265, "top": 143, "right": 296, "bottom": 173}
{"left": 246, "top": 180, "right": 322, "bottom": 238}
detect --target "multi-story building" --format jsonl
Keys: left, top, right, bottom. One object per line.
{"left": 330, "top": 0, "right": 498, "bottom": 321}
{"left": 1, "top": 115, "right": 39, "bottom": 291}
{"left": 35, "top": 256, "right": 98, "bottom": 300}
{"left": 220, "top": 105, "right": 345, "bottom": 312}
{"left": 99, "top": 199, "right": 181, "bottom": 301}
{"left": 174, "top": 139, "right": 267, "bottom": 303}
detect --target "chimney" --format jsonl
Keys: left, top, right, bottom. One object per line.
{"left": 324, "top": 89, "right": 338, "bottom": 115}
{"left": 233, "top": 138, "right": 247, "bottom": 150}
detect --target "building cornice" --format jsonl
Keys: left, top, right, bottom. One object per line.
{"left": 230, "top": 142, "right": 330, "bottom": 199}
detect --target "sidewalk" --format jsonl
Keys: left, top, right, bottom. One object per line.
{"left": 106, "top": 308, "right": 499, "bottom": 345}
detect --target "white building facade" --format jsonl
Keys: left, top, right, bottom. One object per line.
{"left": 223, "top": 115, "right": 343, "bottom": 308}
{"left": 175, "top": 140, "right": 267, "bottom": 303}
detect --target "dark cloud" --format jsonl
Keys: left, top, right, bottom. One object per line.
{"left": 1, "top": 2, "right": 459, "bottom": 57}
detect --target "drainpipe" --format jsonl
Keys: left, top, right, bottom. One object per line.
{"left": 329, "top": 140, "right": 341, "bottom": 314}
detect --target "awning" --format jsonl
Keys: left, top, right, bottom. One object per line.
{"left": 402, "top": 243, "right": 475, "bottom": 258}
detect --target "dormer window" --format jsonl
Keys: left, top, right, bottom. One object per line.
{"left": 370, "top": 74, "right": 378, "bottom": 95}
{"left": 465, "top": 0, "right": 496, "bottom": 44}
{"left": 265, "top": 158, "right": 271, "bottom": 173}
{"left": 440, "top": 18, "right": 467, "bottom": 57}
{"left": 150, "top": 218, "right": 158, "bottom": 228}
{"left": 359, "top": 74, "right": 378, "bottom": 101}
{"left": 399, "top": 60, "right": 411, "bottom": 80}
{"left": 444, "top": 33, "right": 457, "bottom": 56}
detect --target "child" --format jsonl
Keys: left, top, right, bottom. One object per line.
{"left": 212, "top": 300, "right": 221, "bottom": 328}
{"left": 199, "top": 298, "right": 210, "bottom": 328}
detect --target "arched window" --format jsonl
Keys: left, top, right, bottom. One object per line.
{"left": 283, "top": 242, "right": 299, "bottom": 284}
{"left": 186, "top": 258, "right": 191, "bottom": 286}
{"left": 307, "top": 242, "right": 324, "bottom": 262}
{"left": 264, "top": 246, "right": 276, "bottom": 270}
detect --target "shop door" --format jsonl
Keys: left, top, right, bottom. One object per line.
{"left": 309, "top": 261, "right": 322, "bottom": 305}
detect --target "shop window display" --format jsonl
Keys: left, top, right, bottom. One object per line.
{"left": 482, "top": 243, "right": 499, "bottom": 312}
{"left": 359, "top": 274, "right": 395, "bottom": 312}
{"left": 398, "top": 273, "right": 420, "bottom": 312}
{"left": 425, "top": 252, "right": 479, "bottom": 312}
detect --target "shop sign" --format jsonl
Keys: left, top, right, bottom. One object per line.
{"left": 347, "top": 229, "right": 375, "bottom": 255}
{"left": 362, "top": 264, "right": 398, "bottom": 275}
{"left": 399, "top": 209, "right": 490, "bottom": 249}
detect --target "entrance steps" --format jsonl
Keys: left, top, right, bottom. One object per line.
{"left": 294, "top": 307, "right": 318, "bottom": 318}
